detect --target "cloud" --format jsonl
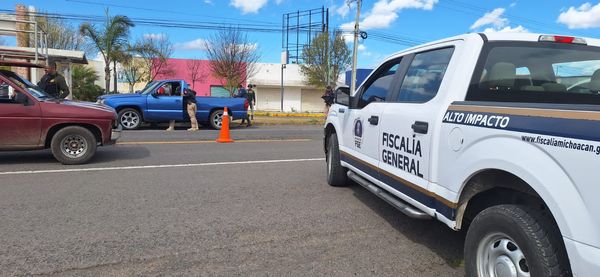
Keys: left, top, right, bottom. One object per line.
{"left": 558, "top": 2, "right": 600, "bottom": 29}
{"left": 230, "top": 0, "right": 268, "bottom": 14}
{"left": 483, "top": 25, "right": 528, "bottom": 33}
{"left": 358, "top": 44, "right": 366, "bottom": 51}
{"left": 470, "top": 7, "right": 529, "bottom": 33}
{"left": 470, "top": 8, "right": 508, "bottom": 30}
{"left": 143, "top": 33, "right": 165, "bottom": 40}
{"left": 275, "top": 0, "right": 283, "bottom": 4}
{"left": 336, "top": 4, "right": 350, "bottom": 18}
{"left": 175, "top": 38, "right": 207, "bottom": 51}
{"left": 341, "top": 0, "right": 438, "bottom": 31}
{"left": 204, "top": 0, "right": 212, "bottom": 4}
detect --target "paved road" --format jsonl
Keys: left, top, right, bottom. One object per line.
{"left": 0, "top": 126, "right": 465, "bottom": 276}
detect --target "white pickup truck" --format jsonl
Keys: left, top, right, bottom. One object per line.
{"left": 324, "top": 33, "right": 600, "bottom": 276}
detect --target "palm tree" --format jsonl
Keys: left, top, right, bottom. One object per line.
{"left": 79, "top": 10, "right": 134, "bottom": 93}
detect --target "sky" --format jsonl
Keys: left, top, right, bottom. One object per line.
{"left": 3, "top": 0, "right": 600, "bottom": 68}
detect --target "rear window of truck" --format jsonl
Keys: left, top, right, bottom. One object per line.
{"left": 466, "top": 41, "right": 600, "bottom": 105}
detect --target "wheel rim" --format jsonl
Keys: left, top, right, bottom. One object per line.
{"left": 60, "top": 134, "right": 88, "bottom": 159}
{"left": 477, "top": 232, "right": 530, "bottom": 277}
{"left": 120, "top": 111, "right": 140, "bottom": 129}
{"left": 212, "top": 111, "right": 223, "bottom": 128}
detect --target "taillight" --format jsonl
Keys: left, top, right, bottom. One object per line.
{"left": 244, "top": 99, "right": 249, "bottom": 109}
{"left": 539, "top": 35, "right": 587, "bottom": 45}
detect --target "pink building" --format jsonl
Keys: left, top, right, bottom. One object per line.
{"left": 153, "top": 58, "right": 245, "bottom": 97}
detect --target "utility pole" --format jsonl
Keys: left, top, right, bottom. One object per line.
{"left": 350, "top": 0, "right": 361, "bottom": 95}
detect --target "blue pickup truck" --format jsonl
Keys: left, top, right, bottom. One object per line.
{"left": 98, "top": 80, "right": 248, "bottom": 130}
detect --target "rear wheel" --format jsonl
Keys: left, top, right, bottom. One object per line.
{"left": 326, "top": 134, "right": 348, "bottom": 187}
{"left": 465, "top": 204, "right": 570, "bottom": 277}
{"left": 209, "top": 109, "right": 224, "bottom": 130}
{"left": 50, "top": 126, "right": 97, "bottom": 165}
{"left": 118, "top": 108, "right": 142, "bottom": 130}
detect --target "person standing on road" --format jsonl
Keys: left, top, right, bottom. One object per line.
{"left": 184, "top": 87, "right": 198, "bottom": 131}
{"left": 247, "top": 84, "right": 256, "bottom": 121}
{"left": 321, "top": 85, "right": 334, "bottom": 116}
{"left": 235, "top": 84, "right": 251, "bottom": 127}
{"left": 37, "top": 61, "right": 70, "bottom": 99}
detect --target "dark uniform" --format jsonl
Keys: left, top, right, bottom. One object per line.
{"left": 38, "top": 72, "right": 70, "bottom": 99}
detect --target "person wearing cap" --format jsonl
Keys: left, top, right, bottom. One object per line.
{"left": 37, "top": 61, "right": 70, "bottom": 99}
{"left": 235, "top": 84, "right": 252, "bottom": 127}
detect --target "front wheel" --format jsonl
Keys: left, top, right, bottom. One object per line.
{"left": 118, "top": 108, "right": 142, "bottom": 130}
{"left": 50, "top": 126, "right": 97, "bottom": 165}
{"left": 465, "top": 204, "right": 570, "bottom": 277}
{"left": 326, "top": 134, "right": 348, "bottom": 187}
{"left": 209, "top": 109, "right": 224, "bottom": 130}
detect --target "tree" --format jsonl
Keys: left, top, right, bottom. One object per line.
{"left": 300, "top": 30, "right": 351, "bottom": 89}
{"left": 204, "top": 28, "right": 260, "bottom": 96}
{"left": 71, "top": 64, "right": 103, "bottom": 101}
{"left": 120, "top": 56, "right": 148, "bottom": 93}
{"left": 135, "top": 35, "right": 173, "bottom": 82}
{"left": 31, "top": 14, "right": 88, "bottom": 52}
{"left": 187, "top": 59, "right": 206, "bottom": 89}
{"left": 79, "top": 10, "right": 134, "bottom": 93}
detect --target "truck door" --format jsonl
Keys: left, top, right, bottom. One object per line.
{"left": 146, "top": 81, "right": 184, "bottom": 121}
{"left": 378, "top": 46, "right": 456, "bottom": 207}
{"left": 0, "top": 79, "right": 42, "bottom": 147}
{"left": 340, "top": 58, "right": 404, "bottom": 178}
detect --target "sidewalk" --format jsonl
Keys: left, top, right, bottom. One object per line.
{"left": 249, "top": 111, "right": 326, "bottom": 125}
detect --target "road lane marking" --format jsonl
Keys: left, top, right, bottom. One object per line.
{"left": 0, "top": 158, "right": 325, "bottom": 176}
{"left": 117, "top": 139, "right": 313, "bottom": 145}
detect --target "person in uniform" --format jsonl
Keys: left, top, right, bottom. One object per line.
{"left": 184, "top": 87, "right": 198, "bottom": 131}
{"left": 321, "top": 85, "right": 334, "bottom": 116}
{"left": 247, "top": 84, "right": 256, "bottom": 121}
{"left": 37, "top": 62, "right": 70, "bottom": 99}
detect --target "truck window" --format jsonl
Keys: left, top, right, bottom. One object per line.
{"left": 396, "top": 47, "right": 454, "bottom": 103}
{"left": 357, "top": 59, "right": 401, "bottom": 108}
{"left": 0, "top": 81, "right": 24, "bottom": 104}
{"left": 467, "top": 42, "right": 600, "bottom": 104}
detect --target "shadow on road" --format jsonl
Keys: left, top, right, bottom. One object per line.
{"left": 0, "top": 145, "right": 151, "bottom": 165}
{"left": 348, "top": 184, "right": 466, "bottom": 269}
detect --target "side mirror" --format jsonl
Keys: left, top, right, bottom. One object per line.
{"left": 334, "top": 87, "right": 351, "bottom": 106}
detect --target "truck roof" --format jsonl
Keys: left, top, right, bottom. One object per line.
{"left": 387, "top": 32, "right": 600, "bottom": 60}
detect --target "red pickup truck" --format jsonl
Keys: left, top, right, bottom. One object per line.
{"left": 0, "top": 61, "right": 121, "bottom": 164}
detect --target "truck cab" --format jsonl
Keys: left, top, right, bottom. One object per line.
{"left": 325, "top": 33, "right": 600, "bottom": 276}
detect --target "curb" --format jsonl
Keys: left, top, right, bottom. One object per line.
{"left": 253, "top": 111, "right": 325, "bottom": 118}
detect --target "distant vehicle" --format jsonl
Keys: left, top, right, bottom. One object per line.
{"left": 0, "top": 61, "right": 121, "bottom": 165}
{"left": 325, "top": 33, "right": 600, "bottom": 276}
{"left": 97, "top": 80, "right": 248, "bottom": 130}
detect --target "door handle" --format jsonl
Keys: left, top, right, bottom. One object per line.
{"left": 368, "top": 115, "right": 379, "bottom": 125}
{"left": 411, "top": 121, "right": 428, "bottom": 134}
{"left": 338, "top": 108, "right": 345, "bottom": 113}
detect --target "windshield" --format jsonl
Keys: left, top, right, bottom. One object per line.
{"left": 467, "top": 42, "right": 600, "bottom": 105}
{"left": 0, "top": 70, "right": 54, "bottom": 100}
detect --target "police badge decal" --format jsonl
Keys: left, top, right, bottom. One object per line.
{"left": 354, "top": 118, "right": 363, "bottom": 149}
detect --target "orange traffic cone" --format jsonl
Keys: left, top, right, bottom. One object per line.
{"left": 216, "top": 107, "right": 234, "bottom": 143}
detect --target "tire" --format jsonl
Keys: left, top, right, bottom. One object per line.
{"left": 50, "top": 126, "right": 97, "bottom": 165}
{"left": 209, "top": 109, "right": 224, "bottom": 130}
{"left": 465, "top": 204, "right": 570, "bottom": 277}
{"left": 326, "top": 134, "right": 349, "bottom": 187}
{"left": 118, "top": 108, "right": 142, "bottom": 130}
